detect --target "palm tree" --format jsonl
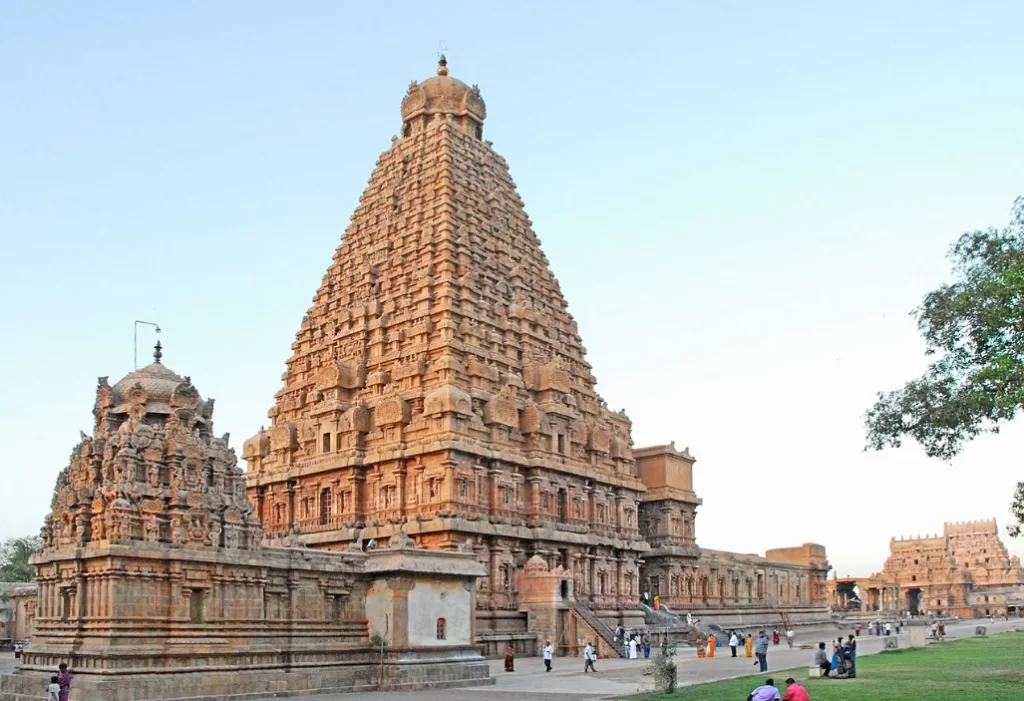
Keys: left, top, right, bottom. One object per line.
{"left": 0, "top": 536, "right": 41, "bottom": 582}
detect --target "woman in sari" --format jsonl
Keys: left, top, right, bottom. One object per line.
{"left": 504, "top": 644, "right": 515, "bottom": 672}
{"left": 57, "top": 663, "right": 71, "bottom": 701}
{"left": 744, "top": 633, "right": 754, "bottom": 658}
{"left": 707, "top": 633, "right": 717, "bottom": 657}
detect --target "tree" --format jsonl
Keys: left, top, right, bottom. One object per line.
{"left": 0, "top": 536, "right": 41, "bottom": 582}
{"left": 864, "top": 196, "right": 1024, "bottom": 536}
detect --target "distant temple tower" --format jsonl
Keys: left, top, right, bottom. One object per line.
{"left": 242, "top": 57, "right": 650, "bottom": 632}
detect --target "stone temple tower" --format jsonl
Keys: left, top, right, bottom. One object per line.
{"left": 243, "top": 57, "right": 650, "bottom": 634}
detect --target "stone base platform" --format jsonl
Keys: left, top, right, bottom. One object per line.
{"left": 0, "top": 648, "right": 493, "bottom": 701}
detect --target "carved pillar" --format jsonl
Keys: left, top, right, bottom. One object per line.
{"left": 586, "top": 554, "right": 596, "bottom": 601}
{"left": 585, "top": 484, "right": 595, "bottom": 528}
{"left": 615, "top": 555, "right": 624, "bottom": 607}
{"left": 397, "top": 461, "right": 407, "bottom": 517}
{"left": 488, "top": 467, "right": 501, "bottom": 517}
{"left": 389, "top": 577, "right": 415, "bottom": 647}
{"left": 286, "top": 480, "right": 297, "bottom": 531}
{"left": 527, "top": 474, "right": 542, "bottom": 525}
{"left": 256, "top": 486, "right": 266, "bottom": 525}
{"left": 490, "top": 544, "right": 505, "bottom": 597}
{"left": 351, "top": 472, "right": 365, "bottom": 523}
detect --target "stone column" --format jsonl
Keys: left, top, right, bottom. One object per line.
{"left": 286, "top": 480, "right": 297, "bottom": 531}
{"left": 615, "top": 555, "right": 624, "bottom": 607}
{"left": 488, "top": 467, "right": 501, "bottom": 517}
{"left": 585, "top": 484, "right": 595, "bottom": 529}
{"left": 351, "top": 472, "right": 365, "bottom": 522}
{"left": 527, "top": 475, "right": 543, "bottom": 526}
{"left": 396, "top": 461, "right": 407, "bottom": 517}
{"left": 388, "top": 577, "right": 416, "bottom": 647}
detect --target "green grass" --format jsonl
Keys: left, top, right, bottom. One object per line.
{"left": 626, "top": 631, "right": 1024, "bottom": 701}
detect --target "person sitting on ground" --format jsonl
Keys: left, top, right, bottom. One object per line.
{"left": 829, "top": 646, "right": 849, "bottom": 679}
{"left": 782, "top": 677, "right": 812, "bottom": 701}
{"left": 748, "top": 677, "right": 781, "bottom": 701}
{"left": 813, "top": 642, "right": 830, "bottom": 678}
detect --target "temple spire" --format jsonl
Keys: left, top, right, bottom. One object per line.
{"left": 153, "top": 340, "right": 163, "bottom": 364}
{"left": 437, "top": 54, "right": 448, "bottom": 76}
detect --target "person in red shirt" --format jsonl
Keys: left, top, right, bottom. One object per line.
{"left": 782, "top": 678, "right": 811, "bottom": 701}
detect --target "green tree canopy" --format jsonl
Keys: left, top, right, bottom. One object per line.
{"left": 864, "top": 196, "right": 1024, "bottom": 536}
{"left": 0, "top": 536, "right": 41, "bottom": 582}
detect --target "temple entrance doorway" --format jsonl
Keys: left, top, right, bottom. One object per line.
{"left": 906, "top": 588, "right": 923, "bottom": 616}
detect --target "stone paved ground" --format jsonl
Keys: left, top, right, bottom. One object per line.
{"left": 1, "top": 618, "right": 1019, "bottom": 700}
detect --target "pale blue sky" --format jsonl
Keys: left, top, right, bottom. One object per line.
{"left": 2, "top": 1, "right": 1023, "bottom": 573}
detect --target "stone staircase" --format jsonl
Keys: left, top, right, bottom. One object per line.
{"left": 568, "top": 599, "right": 626, "bottom": 658}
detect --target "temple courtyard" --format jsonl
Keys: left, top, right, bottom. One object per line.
{"left": 3, "top": 618, "right": 1018, "bottom": 700}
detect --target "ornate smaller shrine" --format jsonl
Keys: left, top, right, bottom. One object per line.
{"left": 1, "top": 345, "right": 489, "bottom": 701}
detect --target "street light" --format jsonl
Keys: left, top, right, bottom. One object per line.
{"left": 134, "top": 320, "right": 161, "bottom": 369}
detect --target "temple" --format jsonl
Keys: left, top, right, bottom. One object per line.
{"left": 241, "top": 56, "right": 830, "bottom": 651}
{"left": 828, "top": 519, "right": 1024, "bottom": 618}
{"left": 3, "top": 344, "right": 490, "bottom": 701}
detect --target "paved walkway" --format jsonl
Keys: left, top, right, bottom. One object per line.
{"left": 1, "top": 618, "right": 1018, "bottom": 701}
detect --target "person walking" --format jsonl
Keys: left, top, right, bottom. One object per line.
{"left": 643, "top": 635, "right": 651, "bottom": 659}
{"left": 583, "top": 642, "right": 597, "bottom": 673}
{"left": 785, "top": 628, "right": 794, "bottom": 648}
{"left": 772, "top": 629, "right": 780, "bottom": 645}
{"left": 46, "top": 677, "right": 61, "bottom": 701}
{"left": 745, "top": 633, "right": 754, "bottom": 658}
{"left": 884, "top": 621, "right": 891, "bottom": 636}
{"left": 504, "top": 644, "right": 516, "bottom": 672}
{"left": 628, "top": 635, "right": 639, "bottom": 659}
{"left": 57, "top": 664, "right": 71, "bottom": 701}
{"left": 754, "top": 630, "right": 770, "bottom": 672}
{"left": 542, "top": 641, "right": 554, "bottom": 672}
{"left": 729, "top": 631, "right": 740, "bottom": 657}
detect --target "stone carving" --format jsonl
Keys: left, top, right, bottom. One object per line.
{"left": 237, "top": 58, "right": 831, "bottom": 626}
{"left": 882, "top": 636, "right": 899, "bottom": 650}
{"left": 38, "top": 345, "right": 260, "bottom": 554}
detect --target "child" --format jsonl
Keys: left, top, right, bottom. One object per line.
{"left": 47, "top": 676, "right": 61, "bottom": 701}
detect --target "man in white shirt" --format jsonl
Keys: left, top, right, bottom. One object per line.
{"left": 583, "top": 642, "right": 596, "bottom": 673}
{"left": 785, "top": 629, "right": 794, "bottom": 648}
{"left": 543, "top": 641, "right": 554, "bottom": 672}
{"left": 729, "top": 631, "right": 740, "bottom": 657}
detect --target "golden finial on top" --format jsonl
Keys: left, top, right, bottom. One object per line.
{"left": 437, "top": 54, "right": 449, "bottom": 76}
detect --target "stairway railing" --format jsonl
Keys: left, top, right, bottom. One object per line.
{"left": 569, "top": 598, "right": 626, "bottom": 658}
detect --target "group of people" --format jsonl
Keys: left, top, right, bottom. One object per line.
{"left": 44, "top": 663, "right": 71, "bottom": 701}
{"left": 811, "top": 635, "right": 857, "bottom": 679}
{"left": 614, "top": 625, "right": 654, "bottom": 659}
{"left": 694, "top": 628, "right": 788, "bottom": 672}
{"left": 855, "top": 620, "right": 901, "bottom": 636}
{"left": 504, "top": 640, "right": 601, "bottom": 674}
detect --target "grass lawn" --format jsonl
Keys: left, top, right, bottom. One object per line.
{"left": 627, "top": 630, "right": 1023, "bottom": 701}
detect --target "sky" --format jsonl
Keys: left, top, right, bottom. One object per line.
{"left": 2, "top": 1, "right": 1023, "bottom": 577}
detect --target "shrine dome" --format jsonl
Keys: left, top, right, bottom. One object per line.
{"left": 400, "top": 55, "right": 486, "bottom": 138}
{"left": 109, "top": 342, "right": 205, "bottom": 416}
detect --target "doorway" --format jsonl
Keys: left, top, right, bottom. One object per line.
{"left": 905, "top": 588, "right": 923, "bottom": 616}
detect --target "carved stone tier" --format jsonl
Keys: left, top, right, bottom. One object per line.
{"left": 241, "top": 57, "right": 649, "bottom": 622}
